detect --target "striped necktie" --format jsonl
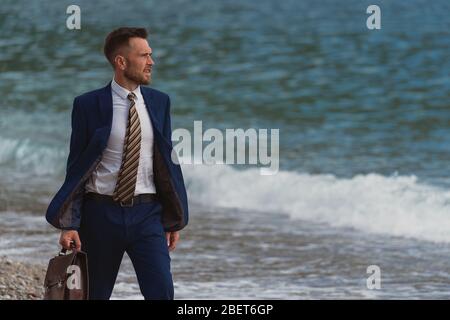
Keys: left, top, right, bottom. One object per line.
{"left": 112, "top": 92, "right": 141, "bottom": 204}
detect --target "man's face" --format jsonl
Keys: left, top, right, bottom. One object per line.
{"left": 121, "top": 37, "right": 154, "bottom": 85}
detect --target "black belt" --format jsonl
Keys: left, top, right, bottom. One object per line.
{"left": 85, "top": 192, "right": 159, "bottom": 207}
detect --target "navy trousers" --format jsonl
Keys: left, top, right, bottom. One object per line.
{"left": 79, "top": 196, "right": 174, "bottom": 300}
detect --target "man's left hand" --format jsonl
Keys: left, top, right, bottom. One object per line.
{"left": 165, "top": 231, "right": 180, "bottom": 251}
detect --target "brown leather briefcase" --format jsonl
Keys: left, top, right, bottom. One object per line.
{"left": 43, "top": 248, "right": 89, "bottom": 300}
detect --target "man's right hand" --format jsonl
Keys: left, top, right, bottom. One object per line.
{"left": 59, "top": 230, "right": 82, "bottom": 251}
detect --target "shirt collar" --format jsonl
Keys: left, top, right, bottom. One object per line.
{"left": 111, "top": 77, "right": 141, "bottom": 100}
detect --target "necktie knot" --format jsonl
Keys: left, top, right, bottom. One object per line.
{"left": 127, "top": 92, "right": 137, "bottom": 102}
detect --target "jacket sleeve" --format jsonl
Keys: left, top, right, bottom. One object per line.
{"left": 46, "top": 97, "right": 88, "bottom": 231}
{"left": 162, "top": 95, "right": 174, "bottom": 148}
{"left": 66, "top": 97, "right": 88, "bottom": 175}
{"left": 161, "top": 95, "right": 189, "bottom": 231}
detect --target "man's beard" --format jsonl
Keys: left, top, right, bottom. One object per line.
{"left": 124, "top": 68, "right": 151, "bottom": 85}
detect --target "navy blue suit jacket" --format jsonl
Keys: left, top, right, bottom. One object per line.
{"left": 46, "top": 82, "right": 189, "bottom": 232}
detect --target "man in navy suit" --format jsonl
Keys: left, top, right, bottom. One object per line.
{"left": 45, "top": 27, "right": 189, "bottom": 300}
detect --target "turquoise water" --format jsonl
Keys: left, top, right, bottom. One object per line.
{"left": 1, "top": 0, "right": 449, "bottom": 182}
{"left": 0, "top": 0, "right": 449, "bottom": 299}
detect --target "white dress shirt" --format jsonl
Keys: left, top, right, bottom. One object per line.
{"left": 85, "top": 78, "right": 156, "bottom": 195}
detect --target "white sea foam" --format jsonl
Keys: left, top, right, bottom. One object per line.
{"left": 0, "top": 136, "right": 65, "bottom": 176}
{"left": 183, "top": 163, "right": 450, "bottom": 243}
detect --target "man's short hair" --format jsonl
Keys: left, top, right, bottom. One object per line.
{"left": 103, "top": 27, "right": 148, "bottom": 67}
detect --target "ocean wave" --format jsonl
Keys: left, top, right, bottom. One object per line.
{"left": 2, "top": 130, "right": 449, "bottom": 244}
{"left": 0, "top": 136, "right": 65, "bottom": 176}
{"left": 183, "top": 163, "right": 450, "bottom": 243}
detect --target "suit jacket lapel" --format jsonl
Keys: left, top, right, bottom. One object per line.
{"left": 95, "top": 82, "right": 113, "bottom": 148}
{"left": 98, "top": 82, "right": 113, "bottom": 128}
{"left": 96, "top": 82, "right": 163, "bottom": 149}
{"left": 141, "top": 87, "right": 163, "bottom": 135}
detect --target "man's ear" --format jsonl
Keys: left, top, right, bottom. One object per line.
{"left": 114, "top": 55, "right": 127, "bottom": 70}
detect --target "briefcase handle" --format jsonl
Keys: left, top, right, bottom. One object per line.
{"left": 58, "top": 241, "right": 77, "bottom": 256}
